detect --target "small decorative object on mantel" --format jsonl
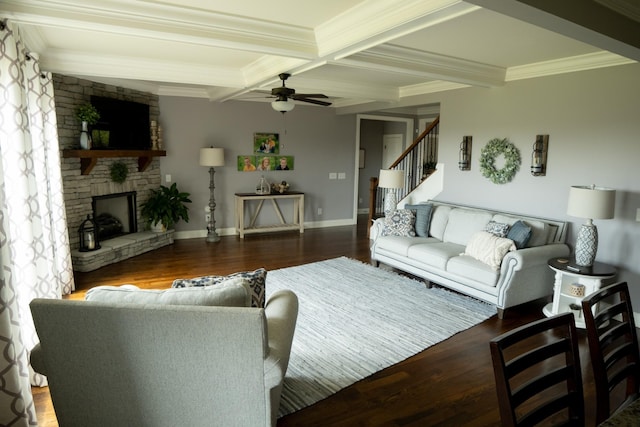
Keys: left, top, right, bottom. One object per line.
{"left": 109, "top": 161, "right": 128, "bottom": 184}
{"left": 75, "top": 103, "right": 100, "bottom": 150}
{"left": 271, "top": 180, "right": 290, "bottom": 194}
{"left": 78, "top": 214, "right": 101, "bottom": 252}
{"left": 256, "top": 176, "right": 270, "bottom": 194}
{"left": 479, "top": 138, "right": 521, "bottom": 184}
{"left": 157, "top": 124, "right": 164, "bottom": 150}
{"left": 150, "top": 120, "right": 159, "bottom": 150}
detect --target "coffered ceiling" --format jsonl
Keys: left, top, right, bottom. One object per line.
{"left": 3, "top": 0, "right": 639, "bottom": 114}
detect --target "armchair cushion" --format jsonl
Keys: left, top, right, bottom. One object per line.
{"left": 85, "top": 279, "right": 250, "bottom": 307}
{"left": 172, "top": 268, "right": 267, "bottom": 308}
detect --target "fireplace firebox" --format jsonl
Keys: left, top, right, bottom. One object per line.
{"left": 92, "top": 191, "right": 137, "bottom": 240}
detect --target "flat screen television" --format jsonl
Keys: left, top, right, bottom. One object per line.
{"left": 90, "top": 96, "right": 150, "bottom": 150}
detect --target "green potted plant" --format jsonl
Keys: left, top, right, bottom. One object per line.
{"left": 75, "top": 103, "right": 100, "bottom": 125}
{"left": 140, "top": 183, "right": 192, "bottom": 231}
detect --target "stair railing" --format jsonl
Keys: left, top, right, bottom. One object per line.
{"left": 368, "top": 115, "right": 439, "bottom": 231}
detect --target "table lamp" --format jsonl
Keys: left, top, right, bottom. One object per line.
{"left": 378, "top": 169, "right": 404, "bottom": 216}
{"left": 200, "top": 147, "right": 225, "bottom": 243}
{"left": 566, "top": 185, "right": 615, "bottom": 266}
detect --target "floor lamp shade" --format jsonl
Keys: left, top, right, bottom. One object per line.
{"left": 200, "top": 147, "right": 225, "bottom": 167}
{"left": 378, "top": 169, "right": 404, "bottom": 216}
{"left": 567, "top": 185, "right": 615, "bottom": 266}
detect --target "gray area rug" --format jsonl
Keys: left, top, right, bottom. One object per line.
{"left": 266, "top": 256, "right": 496, "bottom": 417}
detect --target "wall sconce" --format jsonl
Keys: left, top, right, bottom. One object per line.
{"left": 531, "top": 134, "right": 549, "bottom": 176}
{"left": 459, "top": 136, "right": 472, "bottom": 171}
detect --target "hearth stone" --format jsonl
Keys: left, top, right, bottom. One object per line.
{"left": 71, "top": 231, "right": 174, "bottom": 272}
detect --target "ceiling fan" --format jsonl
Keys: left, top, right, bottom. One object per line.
{"left": 270, "top": 73, "right": 331, "bottom": 113}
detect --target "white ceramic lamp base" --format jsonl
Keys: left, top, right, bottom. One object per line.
{"left": 575, "top": 222, "right": 597, "bottom": 266}
{"left": 384, "top": 191, "right": 397, "bottom": 216}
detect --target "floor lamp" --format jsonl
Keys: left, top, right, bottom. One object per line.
{"left": 200, "top": 147, "right": 225, "bottom": 243}
{"left": 378, "top": 169, "right": 405, "bottom": 216}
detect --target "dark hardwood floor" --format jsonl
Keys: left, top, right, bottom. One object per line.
{"left": 33, "top": 216, "right": 601, "bottom": 426}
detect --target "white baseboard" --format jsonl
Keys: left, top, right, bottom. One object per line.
{"left": 173, "top": 219, "right": 356, "bottom": 240}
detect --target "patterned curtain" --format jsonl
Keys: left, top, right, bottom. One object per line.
{"left": 0, "top": 20, "right": 75, "bottom": 426}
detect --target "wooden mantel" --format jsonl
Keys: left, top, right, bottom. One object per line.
{"left": 62, "top": 149, "right": 166, "bottom": 175}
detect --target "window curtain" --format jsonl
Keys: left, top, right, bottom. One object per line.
{"left": 0, "top": 20, "right": 75, "bottom": 426}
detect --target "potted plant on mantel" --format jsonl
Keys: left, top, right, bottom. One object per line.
{"left": 140, "top": 183, "right": 192, "bottom": 232}
{"left": 75, "top": 103, "right": 100, "bottom": 150}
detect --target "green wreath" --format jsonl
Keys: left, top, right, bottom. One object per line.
{"left": 479, "top": 138, "right": 521, "bottom": 184}
{"left": 110, "top": 161, "right": 128, "bottom": 184}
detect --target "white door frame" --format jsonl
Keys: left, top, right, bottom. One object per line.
{"left": 353, "top": 115, "right": 414, "bottom": 222}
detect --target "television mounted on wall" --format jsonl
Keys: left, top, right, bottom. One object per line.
{"left": 89, "top": 96, "right": 150, "bottom": 150}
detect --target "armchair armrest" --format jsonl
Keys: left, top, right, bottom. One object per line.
{"left": 30, "top": 343, "right": 46, "bottom": 376}
{"left": 263, "top": 290, "right": 298, "bottom": 388}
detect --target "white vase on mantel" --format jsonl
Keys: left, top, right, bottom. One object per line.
{"left": 79, "top": 121, "right": 91, "bottom": 149}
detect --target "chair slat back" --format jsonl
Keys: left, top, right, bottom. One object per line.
{"left": 490, "top": 313, "right": 584, "bottom": 426}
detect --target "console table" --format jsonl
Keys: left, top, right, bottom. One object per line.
{"left": 543, "top": 257, "right": 616, "bottom": 328}
{"left": 234, "top": 192, "right": 304, "bottom": 238}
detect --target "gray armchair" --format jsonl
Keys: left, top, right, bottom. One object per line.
{"left": 30, "top": 289, "right": 298, "bottom": 427}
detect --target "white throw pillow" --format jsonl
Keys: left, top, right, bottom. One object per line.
{"left": 464, "top": 231, "right": 516, "bottom": 270}
{"left": 85, "top": 277, "right": 250, "bottom": 307}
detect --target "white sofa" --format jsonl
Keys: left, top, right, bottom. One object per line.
{"left": 370, "top": 201, "right": 570, "bottom": 318}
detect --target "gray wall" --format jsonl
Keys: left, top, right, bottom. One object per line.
{"left": 158, "top": 98, "right": 356, "bottom": 234}
{"left": 158, "top": 62, "right": 640, "bottom": 306}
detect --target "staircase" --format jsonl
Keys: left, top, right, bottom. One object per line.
{"left": 368, "top": 115, "right": 440, "bottom": 229}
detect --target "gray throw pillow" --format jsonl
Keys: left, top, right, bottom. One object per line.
{"left": 85, "top": 279, "right": 250, "bottom": 307}
{"left": 172, "top": 268, "right": 267, "bottom": 308}
{"left": 506, "top": 220, "right": 532, "bottom": 249}
{"left": 405, "top": 203, "right": 433, "bottom": 237}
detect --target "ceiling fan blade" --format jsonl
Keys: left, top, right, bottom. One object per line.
{"left": 293, "top": 93, "right": 328, "bottom": 99}
{"left": 295, "top": 97, "right": 332, "bottom": 106}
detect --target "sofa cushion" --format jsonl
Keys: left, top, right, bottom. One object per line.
{"left": 429, "top": 205, "right": 452, "bottom": 240}
{"left": 506, "top": 220, "right": 532, "bottom": 249}
{"left": 405, "top": 203, "right": 433, "bottom": 237}
{"left": 446, "top": 255, "right": 500, "bottom": 288}
{"left": 492, "top": 214, "right": 549, "bottom": 247}
{"left": 443, "top": 208, "right": 493, "bottom": 246}
{"left": 172, "top": 268, "right": 267, "bottom": 308}
{"left": 85, "top": 280, "right": 250, "bottom": 307}
{"left": 484, "top": 221, "right": 510, "bottom": 237}
{"left": 376, "top": 236, "right": 436, "bottom": 257}
{"left": 464, "top": 231, "right": 516, "bottom": 270}
{"left": 381, "top": 209, "right": 416, "bottom": 237}
{"left": 407, "top": 242, "right": 464, "bottom": 270}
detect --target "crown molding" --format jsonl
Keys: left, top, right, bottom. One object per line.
{"left": 342, "top": 44, "right": 505, "bottom": 87}
{"left": 506, "top": 51, "right": 636, "bottom": 81}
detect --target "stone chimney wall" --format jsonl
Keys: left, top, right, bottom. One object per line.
{"left": 53, "top": 75, "right": 162, "bottom": 250}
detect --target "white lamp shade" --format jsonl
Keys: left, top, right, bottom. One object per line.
{"left": 567, "top": 185, "right": 615, "bottom": 220}
{"left": 271, "top": 99, "right": 295, "bottom": 113}
{"left": 200, "top": 147, "right": 225, "bottom": 167}
{"left": 378, "top": 169, "right": 404, "bottom": 189}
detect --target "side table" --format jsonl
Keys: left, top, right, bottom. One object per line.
{"left": 543, "top": 257, "right": 616, "bottom": 328}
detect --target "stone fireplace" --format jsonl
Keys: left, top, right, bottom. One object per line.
{"left": 54, "top": 74, "right": 174, "bottom": 272}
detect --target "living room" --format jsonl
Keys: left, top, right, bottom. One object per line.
{"left": 2, "top": 1, "right": 640, "bottom": 425}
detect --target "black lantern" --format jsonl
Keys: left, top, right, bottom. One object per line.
{"left": 78, "top": 214, "right": 100, "bottom": 252}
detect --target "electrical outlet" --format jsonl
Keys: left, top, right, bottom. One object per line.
{"left": 165, "top": 174, "right": 172, "bottom": 183}
{"left": 205, "top": 214, "right": 211, "bottom": 223}
{"left": 338, "top": 172, "right": 346, "bottom": 179}
{"left": 317, "top": 208, "right": 323, "bottom": 215}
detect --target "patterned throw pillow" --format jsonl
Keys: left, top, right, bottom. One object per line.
{"left": 484, "top": 221, "right": 510, "bottom": 238}
{"left": 381, "top": 209, "right": 416, "bottom": 237}
{"left": 506, "top": 220, "right": 532, "bottom": 249}
{"left": 172, "top": 268, "right": 267, "bottom": 308}
{"left": 405, "top": 203, "right": 433, "bottom": 237}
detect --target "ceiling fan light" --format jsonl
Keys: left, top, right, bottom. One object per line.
{"left": 271, "top": 99, "right": 295, "bottom": 113}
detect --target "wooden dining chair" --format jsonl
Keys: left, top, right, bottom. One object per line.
{"left": 581, "top": 281, "right": 640, "bottom": 424}
{"left": 490, "top": 312, "right": 584, "bottom": 426}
